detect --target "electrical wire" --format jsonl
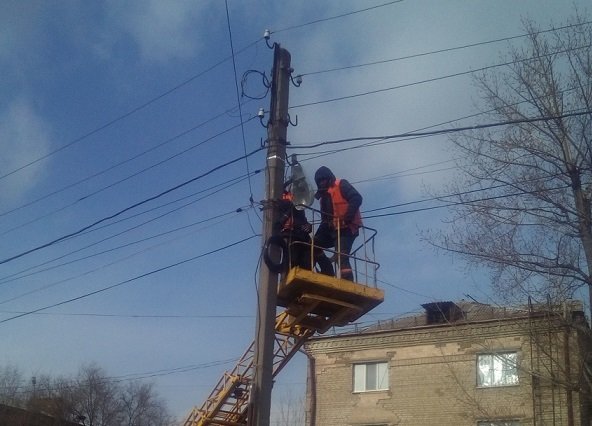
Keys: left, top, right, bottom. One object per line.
{"left": 6, "top": 16, "right": 583, "bottom": 240}
{"left": 0, "top": 234, "right": 258, "bottom": 325}
{"left": 0, "top": 39, "right": 264, "bottom": 183}
{"left": 360, "top": 168, "right": 571, "bottom": 220}
{"left": 1, "top": 358, "right": 240, "bottom": 395}
{"left": 295, "top": 84, "right": 583, "bottom": 167}
{"left": 0, "top": 115, "right": 258, "bottom": 238}
{"left": 4, "top": 107, "right": 585, "bottom": 270}
{"left": 0, "top": 311, "right": 253, "bottom": 319}
{"left": 0, "top": 204, "right": 252, "bottom": 289}
{"left": 0, "top": 146, "right": 265, "bottom": 265}
{"left": 299, "top": 20, "right": 592, "bottom": 77}
{"left": 271, "top": 0, "right": 403, "bottom": 34}
{"left": 226, "top": 0, "right": 256, "bottom": 207}
{"left": 2, "top": 8, "right": 584, "bottom": 302}
{"left": 241, "top": 70, "right": 270, "bottom": 100}
{"left": 0, "top": 211, "right": 252, "bottom": 305}
{"left": 363, "top": 183, "right": 572, "bottom": 220}
{"left": 290, "top": 110, "right": 592, "bottom": 149}
{"left": 0, "top": 102, "right": 255, "bottom": 221}
{"left": 0, "top": 173, "right": 257, "bottom": 291}
{"left": 291, "top": 44, "right": 592, "bottom": 110}
{"left": 72, "top": 170, "right": 260, "bottom": 239}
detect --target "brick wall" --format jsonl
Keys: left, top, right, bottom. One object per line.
{"left": 306, "top": 316, "right": 588, "bottom": 426}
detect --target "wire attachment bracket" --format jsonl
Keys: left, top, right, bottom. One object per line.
{"left": 258, "top": 108, "right": 269, "bottom": 128}
{"left": 287, "top": 113, "right": 298, "bottom": 127}
{"left": 263, "top": 29, "right": 275, "bottom": 49}
{"left": 290, "top": 73, "right": 302, "bottom": 87}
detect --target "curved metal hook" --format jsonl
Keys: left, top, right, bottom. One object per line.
{"left": 290, "top": 74, "right": 303, "bottom": 87}
{"left": 287, "top": 113, "right": 298, "bottom": 127}
{"left": 286, "top": 153, "right": 299, "bottom": 166}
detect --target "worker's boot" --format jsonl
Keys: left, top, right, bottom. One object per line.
{"left": 340, "top": 268, "right": 353, "bottom": 281}
{"left": 316, "top": 253, "right": 334, "bottom": 276}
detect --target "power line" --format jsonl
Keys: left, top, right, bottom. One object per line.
{"left": 0, "top": 211, "right": 234, "bottom": 304}
{"left": 73, "top": 171, "right": 259, "bottom": 239}
{"left": 0, "top": 204, "right": 251, "bottom": 291}
{"left": 6, "top": 13, "right": 581, "bottom": 237}
{"left": 354, "top": 160, "right": 457, "bottom": 185}
{"left": 1, "top": 358, "right": 240, "bottom": 394}
{"left": 360, "top": 168, "right": 570, "bottom": 220}
{"left": 291, "top": 43, "right": 591, "bottom": 110}
{"left": 0, "top": 310, "right": 252, "bottom": 319}
{"left": 0, "top": 146, "right": 264, "bottom": 265}
{"left": 0, "top": 39, "right": 264, "bottom": 183}
{"left": 290, "top": 110, "right": 592, "bottom": 149}
{"left": 226, "top": 0, "right": 256, "bottom": 204}
{"left": 295, "top": 104, "right": 506, "bottom": 162}
{"left": 5, "top": 107, "right": 585, "bottom": 267}
{"left": 300, "top": 20, "right": 592, "bottom": 77}
{"left": 0, "top": 115, "right": 258, "bottom": 237}
{"left": 271, "top": 0, "right": 403, "bottom": 34}
{"left": 364, "top": 183, "right": 571, "bottom": 219}
{"left": 0, "top": 174, "right": 257, "bottom": 293}
{"left": 295, "top": 84, "right": 583, "bottom": 168}
{"left": 0, "top": 234, "right": 258, "bottom": 325}
{"left": 0, "top": 1, "right": 403, "bottom": 187}
{"left": 0, "top": 103, "right": 254, "bottom": 221}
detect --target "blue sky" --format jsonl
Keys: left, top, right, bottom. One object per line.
{"left": 1, "top": 0, "right": 589, "bottom": 421}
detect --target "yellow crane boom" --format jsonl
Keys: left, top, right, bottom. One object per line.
{"left": 184, "top": 227, "right": 383, "bottom": 426}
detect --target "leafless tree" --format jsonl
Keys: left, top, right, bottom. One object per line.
{"left": 0, "top": 362, "right": 175, "bottom": 425}
{"left": 0, "top": 364, "right": 24, "bottom": 407}
{"left": 271, "top": 388, "right": 306, "bottom": 426}
{"left": 63, "top": 364, "right": 122, "bottom": 426}
{"left": 426, "top": 11, "right": 592, "bottom": 311}
{"left": 120, "top": 380, "right": 173, "bottom": 426}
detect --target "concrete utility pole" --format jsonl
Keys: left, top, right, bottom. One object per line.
{"left": 248, "top": 44, "right": 292, "bottom": 426}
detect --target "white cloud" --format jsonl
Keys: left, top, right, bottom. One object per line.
{"left": 0, "top": 98, "right": 52, "bottom": 202}
{"left": 106, "top": 0, "right": 212, "bottom": 63}
{"left": 0, "top": 1, "right": 46, "bottom": 82}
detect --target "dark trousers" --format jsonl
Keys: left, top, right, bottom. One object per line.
{"left": 282, "top": 231, "right": 312, "bottom": 270}
{"left": 313, "top": 224, "right": 358, "bottom": 280}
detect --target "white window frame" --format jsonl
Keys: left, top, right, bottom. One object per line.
{"left": 353, "top": 361, "right": 389, "bottom": 392}
{"left": 477, "top": 352, "right": 519, "bottom": 387}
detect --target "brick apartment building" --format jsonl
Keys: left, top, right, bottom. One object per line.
{"left": 304, "top": 300, "right": 592, "bottom": 426}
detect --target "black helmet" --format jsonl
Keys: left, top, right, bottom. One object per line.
{"left": 314, "top": 166, "right": 335, "bottom": 190}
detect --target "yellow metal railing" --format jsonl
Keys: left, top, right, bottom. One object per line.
{"left": 283, "top": 205, "right": 380, "bottom": 287}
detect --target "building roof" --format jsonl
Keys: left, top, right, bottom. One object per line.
{"left": 365, "top": 300, "right": 528, "bottom": 332}
{"left": 313, "top": 299, "right": 586, "bottom": 338}
{"left": 0, "top": 403, "right": 81, "bottom": 426}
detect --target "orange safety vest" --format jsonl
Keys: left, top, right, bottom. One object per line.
{"left": 327, "top": 179, "right": 362, "bottom": 231}
{"left": 281, "top": 191, "right": 295, "bottom": 231}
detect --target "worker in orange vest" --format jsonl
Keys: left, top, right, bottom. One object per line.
{"left": 313, "top": 166, "right": 363, "bottom": 280}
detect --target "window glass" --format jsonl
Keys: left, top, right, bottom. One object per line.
{"left": 366, "top": 363, "right": 377, "bottom": 390}
{"left": 477, "top": 353, "right": 518, "bottom": 387}
{"left": 353, "top": 364, "right": 366, "bottom": 393}
{"left": 353, "top": 362, "right": 388, "bottom": 392}
{"left": 377, "top": 362, "right": 388, "bottom": 389}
